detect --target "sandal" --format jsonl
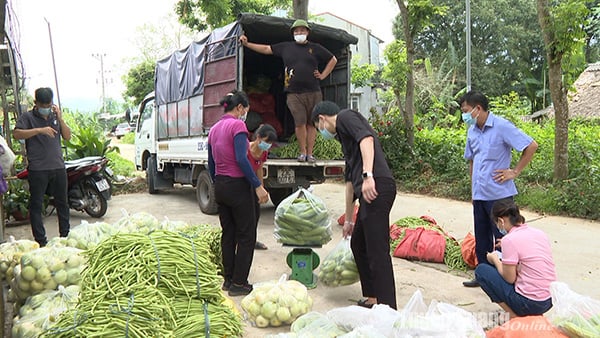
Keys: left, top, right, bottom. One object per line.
{"left": 357, "top": 298, "right": 375, "bottom": 309}
{"left": 254, "top": 241, "right": 268, "bottom": 250}
{"left": 306, "top": 155, "right": 316, "bottom": 163}
{"left": 297, "top": 154, "right": 307, "bottom": 162}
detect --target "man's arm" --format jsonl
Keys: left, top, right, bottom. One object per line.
{"left": 239, "top": 35, "right": 273, "bottom": 55}
{"left": 342, "top": 181, "right": 355, "bottom": 238}
{"left": 316, "top": 56, "right": 338, "bottom": 80}
{"left": 513, "top": 140, "right": 538, "bottom": 176}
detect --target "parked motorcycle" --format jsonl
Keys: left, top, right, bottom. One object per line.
{"left": 17, "top": 156, "right": 112, "bottom": 218}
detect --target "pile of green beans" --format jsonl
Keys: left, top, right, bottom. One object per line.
{"left": 42, "top": 228, "right": 243, "bottom": 337}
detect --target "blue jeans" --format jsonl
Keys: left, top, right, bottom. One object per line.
{"left": 475, "top": 264, "right": 552, "bottom": 316}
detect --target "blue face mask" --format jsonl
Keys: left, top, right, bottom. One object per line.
{"left": 38, "top": 107, "right": 52, "bottom": 116}
{"left": 497, "top": 219, "right": 507, "bottom": 236}
{"left": 462, "top": 108, "right": 478, "bottom": 126}
{"left": 258, "top": 141, "right": 272, "bottom": 151}
{"left": 319, "top": 128, "right": 336, "bottom": 140}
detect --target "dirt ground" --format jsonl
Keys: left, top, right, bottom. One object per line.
{"left": 3, "top": 180, "right": 599, "bottom": 337}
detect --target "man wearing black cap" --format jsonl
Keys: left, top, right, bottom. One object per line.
{"left": 240, "top": 19, "right": 337, "bottom": 163}
{"left": 312, "top": 100, "right": 398, "bottom": 310}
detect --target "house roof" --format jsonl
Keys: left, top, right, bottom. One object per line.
{"left": 532, "top": 62, "right": 600, "bottom": 119}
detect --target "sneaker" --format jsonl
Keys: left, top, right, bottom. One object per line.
{"left": 462, "top": 278, "right": 480, "bottom": 287}
{"left": 306, "top": 155, "right": 316, "bottom": 163}
{"left": 297, "top": 154, "right": 307, "bottom": 162}
{"left": 222, "top": 278, "right": 232, "bottom": 291}
{"left": 228, "top": 283, "right": 253, "bottom": 296}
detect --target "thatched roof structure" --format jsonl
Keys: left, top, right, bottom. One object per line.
{"left": 530, "top": 62, "right": 600, "bottom": 120}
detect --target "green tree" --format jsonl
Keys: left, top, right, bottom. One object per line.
{"left": 351, "top": 56, "right": 377, "bottom": 88}
{"left": 123, "top": 60, "right": 155, "bottom": 106}
{"left": 394, "top": 0, "right": 446, "bottom": 149}
{"left": 175, "top": 0, "right": 292, "bottom": 31}
{"left": 535, "top": 0, "right": 589, "bottom": 181}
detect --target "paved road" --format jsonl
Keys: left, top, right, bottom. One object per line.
{"left": 4, "top": 180, "right": 599, "bottom": 336}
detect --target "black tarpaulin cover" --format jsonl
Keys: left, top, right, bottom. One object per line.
{"left": 154, "top": 13, "right": 358, "bottom": 105}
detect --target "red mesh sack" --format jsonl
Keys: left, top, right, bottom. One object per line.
{"left": 248, "top": 93, "right": 275, "bottom": 114}
{"left": 393, "top": 227, "right": 446, "bottom": 263}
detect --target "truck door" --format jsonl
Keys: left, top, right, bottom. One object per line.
{"left": 202, "top": 35, "right": 239, "bottom": 129}
{"left": 134, "top": 95, "right": 156, "bottom": 170}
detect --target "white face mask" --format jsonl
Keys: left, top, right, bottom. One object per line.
{"left": 294, "top": 34, "right": 307, "bottom": 43}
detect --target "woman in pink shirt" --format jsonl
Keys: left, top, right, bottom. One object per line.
{"left": 247, "top": 124, "right": 278, "bottom": 250}
{"left": 475, "top": 199, "right": 556, "bottom": 318}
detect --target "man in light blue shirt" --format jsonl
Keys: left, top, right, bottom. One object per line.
{"left": 460, "top": 91, "right": 538, "bottom": 287}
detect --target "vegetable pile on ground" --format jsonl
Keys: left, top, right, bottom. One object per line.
{"left": 46, "top": 221, "right": 117, "bottom": 250}
{"left": 318, "top": 238, "right": 359, "bottom": 287}
{"left": 274, "top": 188, "right": 332, "bottom": 246}
{"left": 0, "top": 237, "right": 39, "bottom": 282}
{"left": 389, "top": 216, "right": 468, "bottom": 272}
{"left": 43, "top": 229, "right": 243, "bottom": 337}
{"left": 241, "top": 275, "right": 313, "bottom": 328}
{"left": 11, "top": 285, "right": 79, "bottom": 338}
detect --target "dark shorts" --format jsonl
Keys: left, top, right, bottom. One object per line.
{"left": 286, "top": 91, "right": 322, "bottom": 126}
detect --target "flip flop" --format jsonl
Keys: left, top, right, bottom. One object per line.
{"left": 254, "top": 241, "right": 268, "bottom": 250}
{"left": 357, "top": 298, "right": 375, "bottom": 309}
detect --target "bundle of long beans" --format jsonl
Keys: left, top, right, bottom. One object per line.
{"left": 43, "top": 228, "right": 243, "bottom": 338}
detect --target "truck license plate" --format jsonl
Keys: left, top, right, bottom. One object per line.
{"left": 95, "top": 179, "right": 110, "bottom": 192}
{"left": 277, "top": 168, "right": 295, "bottom": 184}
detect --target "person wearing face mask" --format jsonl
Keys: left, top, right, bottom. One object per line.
{"left": 208, "top": 89, "right": 270, "bottom": 297}
{"left": 13, "top": 87, "right": 72, "bottom": 247}
{"left": 311, "top": 101, "right": 397, "bottom": 310}
{"left": 459, "top": 91, "right": 538, "bottom": 288}
{"left": 247, "top": 124, "right": 278, "bottom": 250}
{"left": 239, "top": 19, "right": 337, "bottom": 163}
{"left": 475, "top": 199, "right": 556, "bottom": 318}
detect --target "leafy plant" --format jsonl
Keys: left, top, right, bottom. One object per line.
{"left": 3, "top": 179, "right": 30, "bottom": 219}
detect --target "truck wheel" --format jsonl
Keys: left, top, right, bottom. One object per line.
{"left": 147, "top": 156, "right": 158, "bottom": 194}
{"left": 269, "top": 188, "right": 294, "bottom": 207}
{"left": 197, "top": 170, "right": 218, "bottom": 215}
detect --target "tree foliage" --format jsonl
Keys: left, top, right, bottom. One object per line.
{"left": 123, "top": 61, "right": 155, "bottom": 106}
{"left": 175, "top": 0, "right": 291, "bottom": 31}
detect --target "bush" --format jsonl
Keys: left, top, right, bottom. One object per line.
{"left": 121, "top": 132, "right": 135, "bottom": 144}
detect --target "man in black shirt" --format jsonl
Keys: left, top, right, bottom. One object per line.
{"left": 14, "top": 87, "right": 72, "bottom": 246}
{"left": 240, "top": 19, "right": 337, "bottom": 163}
{"left": 312, "top": 101, "right": 397, "bottom": 310}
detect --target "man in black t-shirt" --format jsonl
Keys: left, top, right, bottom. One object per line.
{"left": 311, "top": 101, "right": 398, "bottom": 310}
{"left": 240, "top": 19, "right": 337, "bottom": 163}
{"left": 14, "top": 87, "right": 72, "bottom": 246}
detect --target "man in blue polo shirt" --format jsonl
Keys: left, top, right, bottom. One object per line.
{"left": 13, "top": 87, "right": 72, "bottom": 247}
{"left": 460, "top": 91, "right": 538, "bottom": 287}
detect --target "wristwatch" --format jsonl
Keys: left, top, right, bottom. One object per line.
{"left": 362, "top": 172, "right": 373, "bottom": 178}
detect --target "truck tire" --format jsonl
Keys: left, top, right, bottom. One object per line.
{"left": 269, "top": 188, "right": 294, "bottom": 207}
{"left": 147, "top": 156, "right": 158, "bottom": 194}
{"left": 197, "top": 170, "right": 218, "bottom": 215}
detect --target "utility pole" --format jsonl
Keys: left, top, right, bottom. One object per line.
{"left": 92, "top": 53, "right": 106, "bottom": 114}
{"left": 44, "top": 18, "right": 62, "bottom": 110}
{"left": 465, "top": 0, "right": 471, "bottom": 92}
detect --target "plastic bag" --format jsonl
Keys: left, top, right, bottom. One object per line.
{"left": 10, "top": 246, "right": 85, "bottom": 302}
{"left": 327, "top": 304, "right": 400, "bottom": 336}
{"left": 241, "top": 274, "right": 313, "bottom": 328}
{"left": 318, "top": 237, "right": 359, "bottom": 287}
{"left": 461, "top": 232, "right": 478, "bottom": 268}
{"left": 113, "top": 210, "right": 160, "bottom": 234}
{"left": 0, "top": 134, "right": 16, "bottom": 176}
{"left": 0, "top": 236, "right": 39, "bottom": 281}
{"left": 546, "top": 281, "right": 600, "bottom": 337}
{"left": 393, "top": 289, "right": 485, "bottom": 337}
{"left": 290, "top": 311, "right": 346, "bottom": 337}
{"left": 12, "top": 285, "right": 80, "bottom": 338}
{"left": 62, "top": 220, "right": 117, "bottom": 250}
{"left": 274, "top": 188, "right": 332, "bottom": 246}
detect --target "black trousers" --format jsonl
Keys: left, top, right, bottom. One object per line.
{"left": 351, "top": 177, "right": 397, "bottom": 309}
{"left": 28, "top": 169, "right": 70, "bottom": 245}
{"left": 215, "top": 176, "right": 257, "bottom": 285}
{"left": 473, "top": 197, "right": 510, "bottom": 264}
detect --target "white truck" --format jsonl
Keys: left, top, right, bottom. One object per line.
{"left": 134, "top": 13, "right": 357, "bottom": 214}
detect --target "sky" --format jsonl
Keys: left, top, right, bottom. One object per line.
{"left": 13, "top": 0, "right": 398, "bottom": 112}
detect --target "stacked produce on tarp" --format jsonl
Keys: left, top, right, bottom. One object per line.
{"left": 389, "top": 216, "right": 468, "bottom": 271}
{"left": 274, "top": 188, "right": 332, "bottom": 246}
{"left": 42, "top": 228, "right": 243, "bottom": 337}
{"left": 318, "top": 237, "right": 359, "bottom": 287}
{"left": 0, "top": 237, "right": 39, "bottom": 282}
{"left": 11, "top": 285, "right": 79, "bottom": 338}
{"left": 241, "top": 274, "right": 313, "bottom": 328}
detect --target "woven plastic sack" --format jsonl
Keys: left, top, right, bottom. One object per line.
{"left": 461, "top": 232, "right": 478, "bottom": 268}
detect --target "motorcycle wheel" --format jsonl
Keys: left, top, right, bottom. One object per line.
{"left": 83, "top": 183, "right": 108, "bottom": 218}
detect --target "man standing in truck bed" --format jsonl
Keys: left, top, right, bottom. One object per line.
{"left": 240, "top": 19, "right": 337, "bottom": 163}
